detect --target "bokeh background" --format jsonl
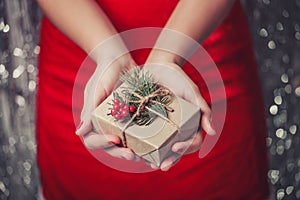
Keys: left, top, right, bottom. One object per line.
{"left": 0, "top": 0, "right": 299, "bottom": 199}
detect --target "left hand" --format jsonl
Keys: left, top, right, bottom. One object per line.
{"left": 76, "top": 54, "right": 141, "bottom": 161}
{"left": 143, "top": 61, "right": 216, "bottom": 171}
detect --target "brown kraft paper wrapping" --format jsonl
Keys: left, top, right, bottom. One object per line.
{"left": 91, "top": 86, "right": 200, "bottom": 167}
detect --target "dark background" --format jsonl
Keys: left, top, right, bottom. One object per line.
{"left": 0, "top": 0, "right": 299, "bottom": 199}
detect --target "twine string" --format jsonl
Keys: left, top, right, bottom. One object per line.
{"left": 120, "top": 87, "right": 179, "bottom": 134}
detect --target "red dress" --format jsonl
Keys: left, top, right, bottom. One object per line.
{"left": 37, "top": 1, "right": 270, "bottom": 199}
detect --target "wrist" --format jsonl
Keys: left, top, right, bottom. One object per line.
{"left": 146, "top": 29, "right": 200, "bottom": 67}
{"left": 146, "top": 49, "right": 183, "bottom": 66}
{"left": 114, "top": 53, "right": 136, "bottom": 70}
{"left": 89, "top": 34, "right": 129, "bottom": 65}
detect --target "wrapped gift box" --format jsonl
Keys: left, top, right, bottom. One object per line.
{"left": 91, "top": 85, "right": 200, "bottom": 167}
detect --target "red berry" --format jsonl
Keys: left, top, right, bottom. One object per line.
{"left": 114, "top": 113, "right": 121, "bottom": 120}
{"left": 111, "top": 108, "right": 117, "bottom": 116}
{"left": 129, "top": 106, "right": 135, "bottom": 113}
{"left": 123, "top": 105, "right": 129, "bottom": 111}
{"left": 113, "top": 99, "right": 119, "bottom": 105}
{"left": 119, "top": 101, "right": 125, "bottom": 108}
{"left": 121, "top": 110, "right": 128, "bottom": 117}
{"left": 113, "top": 104, "right": 119, "bottom": 110}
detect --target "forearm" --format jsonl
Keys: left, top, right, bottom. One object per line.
{"left": 147, "top": 0, "right": 236, "bottom": 65}
{"left": 36, "top": 0, "right": 126, "bottom": 61}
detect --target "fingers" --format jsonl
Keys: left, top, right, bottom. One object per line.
{"left": 172, "top": 131, "right": 202, "bottom": 155}
{"left": 133, "top": 155, "right": 142, "bottom": 162}
{"left": 147, "top": 132, "right": 202, "bottom": 171}
{"left": 76, "top": 120, "right": 92, "bottom": 136}
{"left": 104, "top": 146, "right": 136, "bottom": 161}
{"left": 146, "top": 155, "right": 180, "bottom": 171}
{"left": 200, "top": 104, "right": 216, "bottom": 136}
{"left": 201, "top": 111, "right": 216, "bottom": 136}
{"left": 82, "top": 131, "right": 140, "bottom": 161}
{"left": 193, "top": 90, "right": 216, "bottom": 136}
{"left": 105, "top": 147, "right": 141, "bottom": 162}
{"left": 160, "top": 155, "right": 181, "bottom": 171}
{"left": 82, "top": 131, "right": 120, "bottom": 149}
{"left": 151, "top": 131, "right": 202, "bottom": 171}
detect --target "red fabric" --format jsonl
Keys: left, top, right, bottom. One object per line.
{"left": 36, "top": 1, "right": 270, "bottom": 199}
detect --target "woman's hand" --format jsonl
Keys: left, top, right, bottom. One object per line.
{"left": 143, "top": 60, "right": 216, "bottom": 171}
{"left": 143, "top": 0, "right": 235, "bottom": 170}
{"left": 76, "top": 54, "right": 141, "bottom": 161}
{"left": 37, "top": 0, "right": 141, "bottom": 161}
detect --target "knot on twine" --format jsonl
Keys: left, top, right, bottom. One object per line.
{"left": 120, "top": 87, "right": 179, "bottom": 147}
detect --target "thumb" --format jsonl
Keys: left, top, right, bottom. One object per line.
{"left": 195, "top": 94, "right": 216, "bottom": 136}
{"left": 201, "top": 110, "right": 216, "bottom": 136}
{"left": 76, "top": 120, "right": 92, "bottom": 136}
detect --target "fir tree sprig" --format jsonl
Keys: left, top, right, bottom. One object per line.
{"left": 119, "top": 66, "right": 173, "bottom": 126}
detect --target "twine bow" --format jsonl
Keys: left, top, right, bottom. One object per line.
{"left": 120, "top": 87, "right": 179, "bottom": 147}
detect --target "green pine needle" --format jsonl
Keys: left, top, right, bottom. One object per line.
{"left": 120, "top": 66, "right": 172, "bottom": 126}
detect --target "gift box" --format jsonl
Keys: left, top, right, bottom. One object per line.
{"left": 91, "top": 68, "right": 200, "bottom": 167}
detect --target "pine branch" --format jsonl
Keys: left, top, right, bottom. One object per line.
{"left": 119, "top": 66, "right": 173, "bottom": 126}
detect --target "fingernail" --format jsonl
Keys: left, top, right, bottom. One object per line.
{"left": 110, "top": 141, "right": 120, "bottom": 145}
{"left": 75, "top": 121, "right": 83, "bottom": 135}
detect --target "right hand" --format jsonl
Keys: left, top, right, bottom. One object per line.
{"left": 75, "top": 54, "right": 141, "bottom": 161}
{"left": 142, "top": 61, "right": 215, "bottom": 171}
